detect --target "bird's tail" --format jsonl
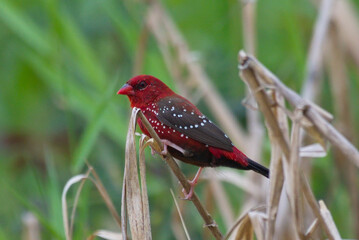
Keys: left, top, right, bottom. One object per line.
{"left": 247, "top": 158, "right": 269, "bottom": 178}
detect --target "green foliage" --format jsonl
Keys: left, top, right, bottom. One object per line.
{"left": 0, "top": 0, "right": 358, "bottom": 238}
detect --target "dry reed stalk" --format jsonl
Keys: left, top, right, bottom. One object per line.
{"left": 326, "top": 26, "right": 359, "bottom": 238}
{"left": 241, "top": 53, "right": 359, "bottom": 167}
{"left": 265, "top": 89, "right": 291, "bottom": 240}
{"left": 145, "top": 1, "right": 248, "bottom": 150}
{"left": 302, "top": 0, "right": 335, "bottom": 102}
{"left": 330, "top": 0, "right": 359, "bottom": 69}
{"left": 265, "top": 140, "right": 284, "bottom": 240}
{"left": 288, "top": 112, "right": 303, "bottom": 239}
{"left": 240, "top": 52, "right": 295, "bottom": 239}
{"left": 318, "top": 201, "right": 341, "bottom": 239}
{"left": 238, "top": 51, "right": 347, "bottom": 239}
{"left": 134, "top": 109, "right": 223, "bottom": 239}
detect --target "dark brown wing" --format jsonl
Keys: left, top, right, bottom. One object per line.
{"left": 157, "top": 96, "right": 233, "bottom": 151}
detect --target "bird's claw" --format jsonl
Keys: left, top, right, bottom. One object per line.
{"left": 180, "top": 167, "right": 203, "bottom": 200}
{"left": 181, "top": 181, "right": 195, "bottom": 200}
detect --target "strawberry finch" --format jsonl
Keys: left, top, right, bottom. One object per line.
{"left": 118, "top": 75, "right": 269, "bottom": 199}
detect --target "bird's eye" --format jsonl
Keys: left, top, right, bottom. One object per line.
{"left": 137, "top": 81, "right": 148, "bottom": 90}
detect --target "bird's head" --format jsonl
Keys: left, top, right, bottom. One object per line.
{"left": 117, "top": 75, "right": 174, "bottom": 108}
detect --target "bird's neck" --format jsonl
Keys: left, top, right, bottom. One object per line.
{"left": 129, "top": 91, "right": 175, "bottom": 109}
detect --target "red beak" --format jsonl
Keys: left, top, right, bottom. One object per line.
{"left": 117, "top": 83, "right": 135, "bottom": 95}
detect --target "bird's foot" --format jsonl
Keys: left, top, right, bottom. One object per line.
{"left": 181, "top": 167, "right": 203, "bottom": 200}
{"left": 160, "top": 139, "right": 192, "bottom": 157}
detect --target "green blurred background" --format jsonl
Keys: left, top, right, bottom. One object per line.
{"left": 0, "top": 0, "right": 358, "bottom": 239}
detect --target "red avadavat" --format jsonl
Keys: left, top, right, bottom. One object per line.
{"left": 118, "top": 75, "right": 269, "bottom": 199}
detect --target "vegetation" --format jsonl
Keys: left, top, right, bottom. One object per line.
{"left": 1, "top": 0, "right": 359, "bottom": 239}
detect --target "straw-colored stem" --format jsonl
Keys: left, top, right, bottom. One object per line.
{"left": 242, "top": 52, "right": 359, "bottom": 168}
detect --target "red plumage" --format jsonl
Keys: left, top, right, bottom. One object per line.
{"left": 118, "top": 75, "right": 268, "bottom": 197}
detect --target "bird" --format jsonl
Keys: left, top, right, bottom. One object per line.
{"left": 117, "top": 75, "right": 269, "bottom": 199}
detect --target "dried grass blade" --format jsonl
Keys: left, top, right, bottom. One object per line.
{"left": 223, "top": 210, "right": 250, "bottom": 240}
{"left": 139, "top": 135, "right": 152, "bottom": 239}
{"left": 87, "top": 230, "right": 122, "bottom": 240}
{"left": 62, "top": 174, "right": 88, "bottom": 240}
{"left": 233, "top": 214, "right": 253, "bottom": 240}
{"left": 124, "top": 107, "right": 147, "bottom": 240}
{"left": 170, "top": 189, "right": 191, "bottom": 240}
{"left": 69, "top": 168, "right": 92, "bottom": 236}
{"left": 319, "top": 201, "right": 341, "bottom": 240}
{"left": 301, "top": 176, "right": 334, "bottom": 239}
{"left": 89, "top": 167, "right": 122, "bottom": 229}
{"left": 121, "top": 165, "right": 127, "bottom": 239}
{"left": 248, "top": 211, "right": 266, "bottom": 240}
{"left": 305, "top": 108, "right": 359, "bottom": 167}
{"left": 305, "top": 219, "right": 319, "bottom": 239}
{"left": 299, "top": 143, "right": 326, "bottom": 158}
